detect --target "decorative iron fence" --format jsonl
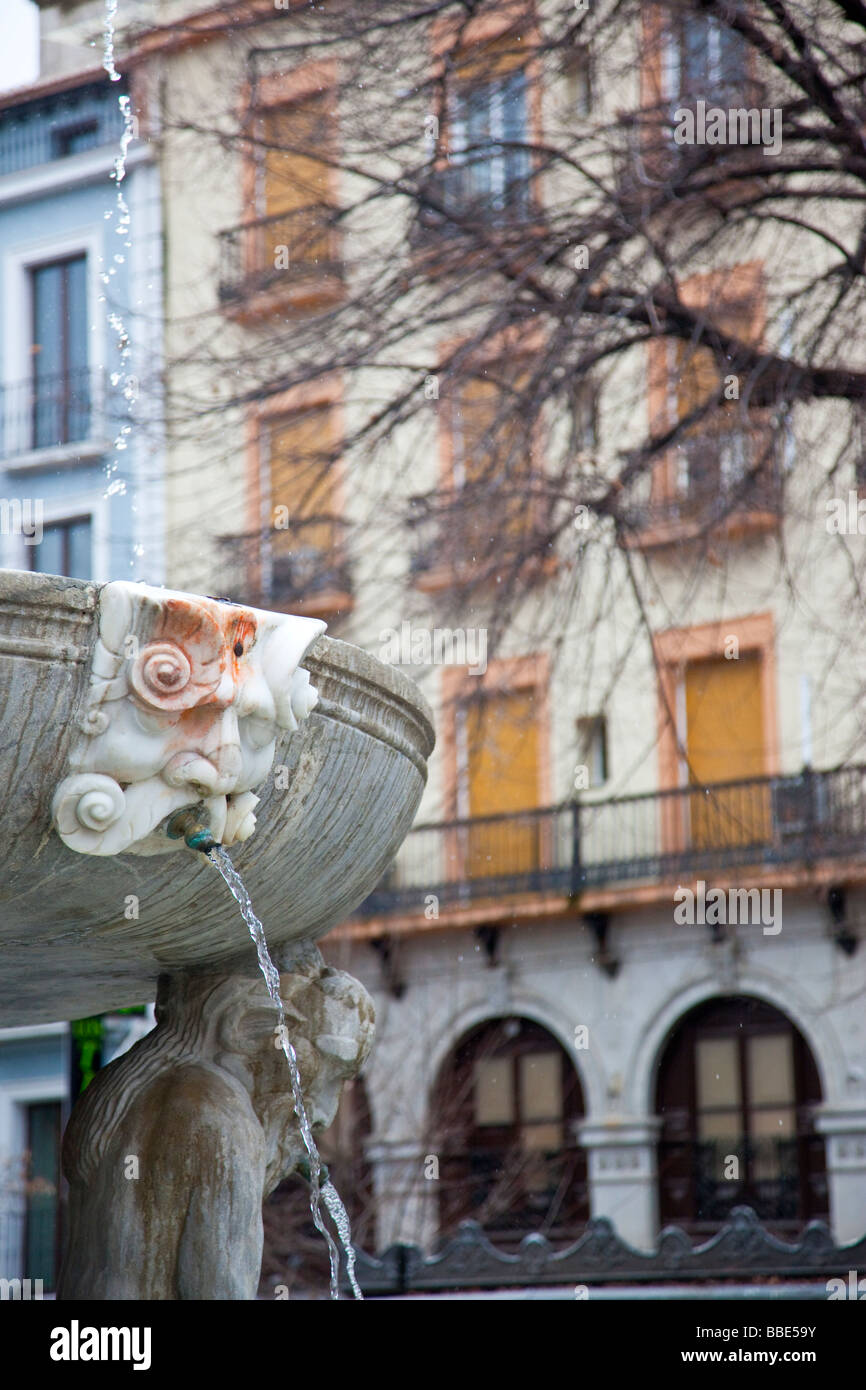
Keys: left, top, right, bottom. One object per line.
{"left": 358, "top": 764, "right": 866, "bottom": 914}
{"left": 659, "top": 1135, "right": 829, "bottom": 1230}
{"left": 217, "top": 520, "right": 352, "bottom": 607}
{"left": 622, "top": 418, "right": 781, "bottom": 534}
{"left": 345, "top": 1205, "right": 866, "bottom": 1296}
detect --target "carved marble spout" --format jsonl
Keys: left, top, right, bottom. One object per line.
{"left": 51, "top": 582, "right": 325, "bottom": 856}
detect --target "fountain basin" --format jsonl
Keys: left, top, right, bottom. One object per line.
{"left": 0, "top": 570, "right": 434, "bottom": 1024}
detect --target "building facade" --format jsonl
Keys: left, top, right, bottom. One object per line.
{"left": 10, "top": 0, "right": 866, "bottom": 1287}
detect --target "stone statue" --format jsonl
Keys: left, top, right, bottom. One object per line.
{"left": 58, "top": 943, "right": 374, "bottom": 1300}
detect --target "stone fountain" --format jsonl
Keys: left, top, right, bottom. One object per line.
{"left": 0, "top": 569, "right": 434, "bottom": 1299}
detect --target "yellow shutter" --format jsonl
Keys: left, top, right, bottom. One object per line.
{"left": 455, "top": 32, "right": 528, "bottom": 82}
{"left": 463, "top": 690, "right": 540, "bottom": 876}
{"left": 262, "top": 95, "right": 334, "bottom": 264}
{"left": 675, "top": 293, "right": 759, "bottom": 424}
{"left": 685, "top": 654, "right": 769, "bottom": 846}
{"left": 269, "top": 406, "right": 337, "bottom": 558}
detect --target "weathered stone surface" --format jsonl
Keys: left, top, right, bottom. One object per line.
{"left": 58, "top": 945, "right": 374, "bottom": 1300}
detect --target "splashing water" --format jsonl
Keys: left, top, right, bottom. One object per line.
{"left": 208, "top": 846, "right": 363, "bottom": 1301}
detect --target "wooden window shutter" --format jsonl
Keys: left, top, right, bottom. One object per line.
{"left": 261, "top": 94, "right": 335, "bottom": 264}
{"left": 269, "top": 405, "right": 338, "bottom": 557}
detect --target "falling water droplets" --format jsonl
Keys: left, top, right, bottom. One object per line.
{"left": 101, "top": 1, "right": 138, "bottom": 502}
{"left": 208, "top": 846, "right": 362, "bottom": 1300}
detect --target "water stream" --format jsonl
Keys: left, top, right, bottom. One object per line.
{"left": 101, "top": 0, "right": 137, "bottom": 506}
{"left": 208, "top": 846, "right": 363, "bottom": 1301}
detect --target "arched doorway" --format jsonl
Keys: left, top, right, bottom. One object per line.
{"left": 433, "top": 1016, "right": 588, "bottom": 1245}
{"left": 655, "top": 996, "right": 828, "bottom": 1233}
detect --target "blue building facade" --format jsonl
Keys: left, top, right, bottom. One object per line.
{"left": 0, "top": 69, "right": 164, "bottom": 1290}
{"left": 0, "top": 69, "right": 164, "bottom": 582}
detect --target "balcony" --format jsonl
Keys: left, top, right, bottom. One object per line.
{"left": 658, "top": 1135, "right": 828, "bottom": 1236}
{"left": 217, "top": 209, "right": 343, "bottom": 317}
{"left": 217, "top": 520, "right": 353, "bottom": 619}
{"left": 414, "top": 156, "right": 532, "bottom": 228}
{"left": 0, "top": 368, "right": 111, "bottom": 465}
{"left": 407, "top": 489, "right": 554, "bottom": 589}
{"left": 0, "top": 81, "right": 126, "bottom": 178}
{"left": 623, "top": 418, "right": 781, "bottom": 548}
{"left": 356, "top": 765, "right": 866, "bottom": 917}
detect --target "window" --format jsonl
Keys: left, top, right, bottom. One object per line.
{"left": 667, "top": 270, "right": 775, "bottom": 514}
{"left": 443, "top": 363, "right": 537, "bottom": 567}
{"left": 449, "top": 67, "right": 530, "bottom": 217}
{"left": 435, "top": 1017, "right": 588, "bottom": 1244}
{"left": 28, "top": 515, "right": 92, "bottom": 580}
{"left": 854, "top": 405, "right": 866, "bottom": 490}
{"left": 656, "top": 997, "right": 827, "bottom": 1230}
{"left": 257, "top": 94, "right": 338, "bottom": 279}
{"left": 683, "top": 651, "right": 770, "bottom": 846}
{"left": 457, "top": 687, "right": 541, "bottom": 877}
{"left": 53, "top": 122, "right": 101, "bottom": 158}
{"left": 669, "top": 11, "right": 748, "bottom": 107}
{"left": 573, "top": 379, "right": 597, "bottom": 454}
{"left": 577, "top": 714, "right": 608, "bottom": 787}
{"left": 265, "top": 405, "right": 347, "bottom": 604}
{"left": 24, "top": 1101, "right": 62, "bottom": 1288}
{"left": 30, "top": 255, "right": 90, "bottom": 449}
{"left": 563, "top": 46, "right": 592, "bottom": 118}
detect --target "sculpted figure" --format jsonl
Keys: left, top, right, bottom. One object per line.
{"left": 52, "top": 581, "right": 325, "bottom": 855}
{"left": 57, "top": 945, "right": 374, "bottom": 1300}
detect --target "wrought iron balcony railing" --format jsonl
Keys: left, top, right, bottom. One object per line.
{"left": 358, "top": 764, "right": 866, "bottom": 915}
{"left": 217, "top": 519, "right": 352, "bottom": 607}
{"left": 0, "top": 368, "right": 111, "bottom": 460}
{"left": 407, "top": 488, "right": 552, "bottom": 578}
{"left": 413, "top": 157, "right": 533, "bottom": 238}
{"left": 218, "top": 208, "right": 343, "bottom": 304}
{"left": 659, "top": 1135, "right": 828, "bottom": 1230}
{"left": 623, "top": 419, "right": 781, "bottom": 536}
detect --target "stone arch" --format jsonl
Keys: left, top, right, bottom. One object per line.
{"left": 428, "top": 1005, "right": 592, "bottom": 1242}
{"left": 627, "top": 970, "right": 842, "bottom": 1120}
{"left": 424, "top": 988, "right": 603, "bottom": 1119}
{"left": 649, "top": 986, "right": 829, "bottom": 1229}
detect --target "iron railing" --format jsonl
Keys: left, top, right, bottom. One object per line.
{"left": 0, "top": 1202, "right": 60, "bottom": 1292}
{"left": 0, "top": 367, "right": 112, "bottom": 459}
{"left": 623, "top": 419, "right": 781, "bottom": 534}
{"left": 413, "top": 157, "right": 533, "bottom": 236}
{"left": 659, "top": 1136, "right": 828, "bottom": 1230}
{"left": 358, "top": 764, "right": 866, "bottom": 914}
{"left": 218, "top": 208, "right": 343, "bottom": 303}
{"left": 407, "top": 489, "right": 552, "bottom": 576}
{"left": 345, "top": 1205, "right": 863, "bottom": 1295}
{"left": 217, "top": 520, "right": 352, "bottom": 606}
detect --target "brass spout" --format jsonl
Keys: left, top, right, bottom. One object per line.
{"left": 165, "top": 806, "right": 220, "bottom": 854}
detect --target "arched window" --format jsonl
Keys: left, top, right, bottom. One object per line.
{"left": 655, "top": 996, "right": 828, "bottom": 1233}
{"left": 433, "top": 1016, "right": 588, "bottom": 1245}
